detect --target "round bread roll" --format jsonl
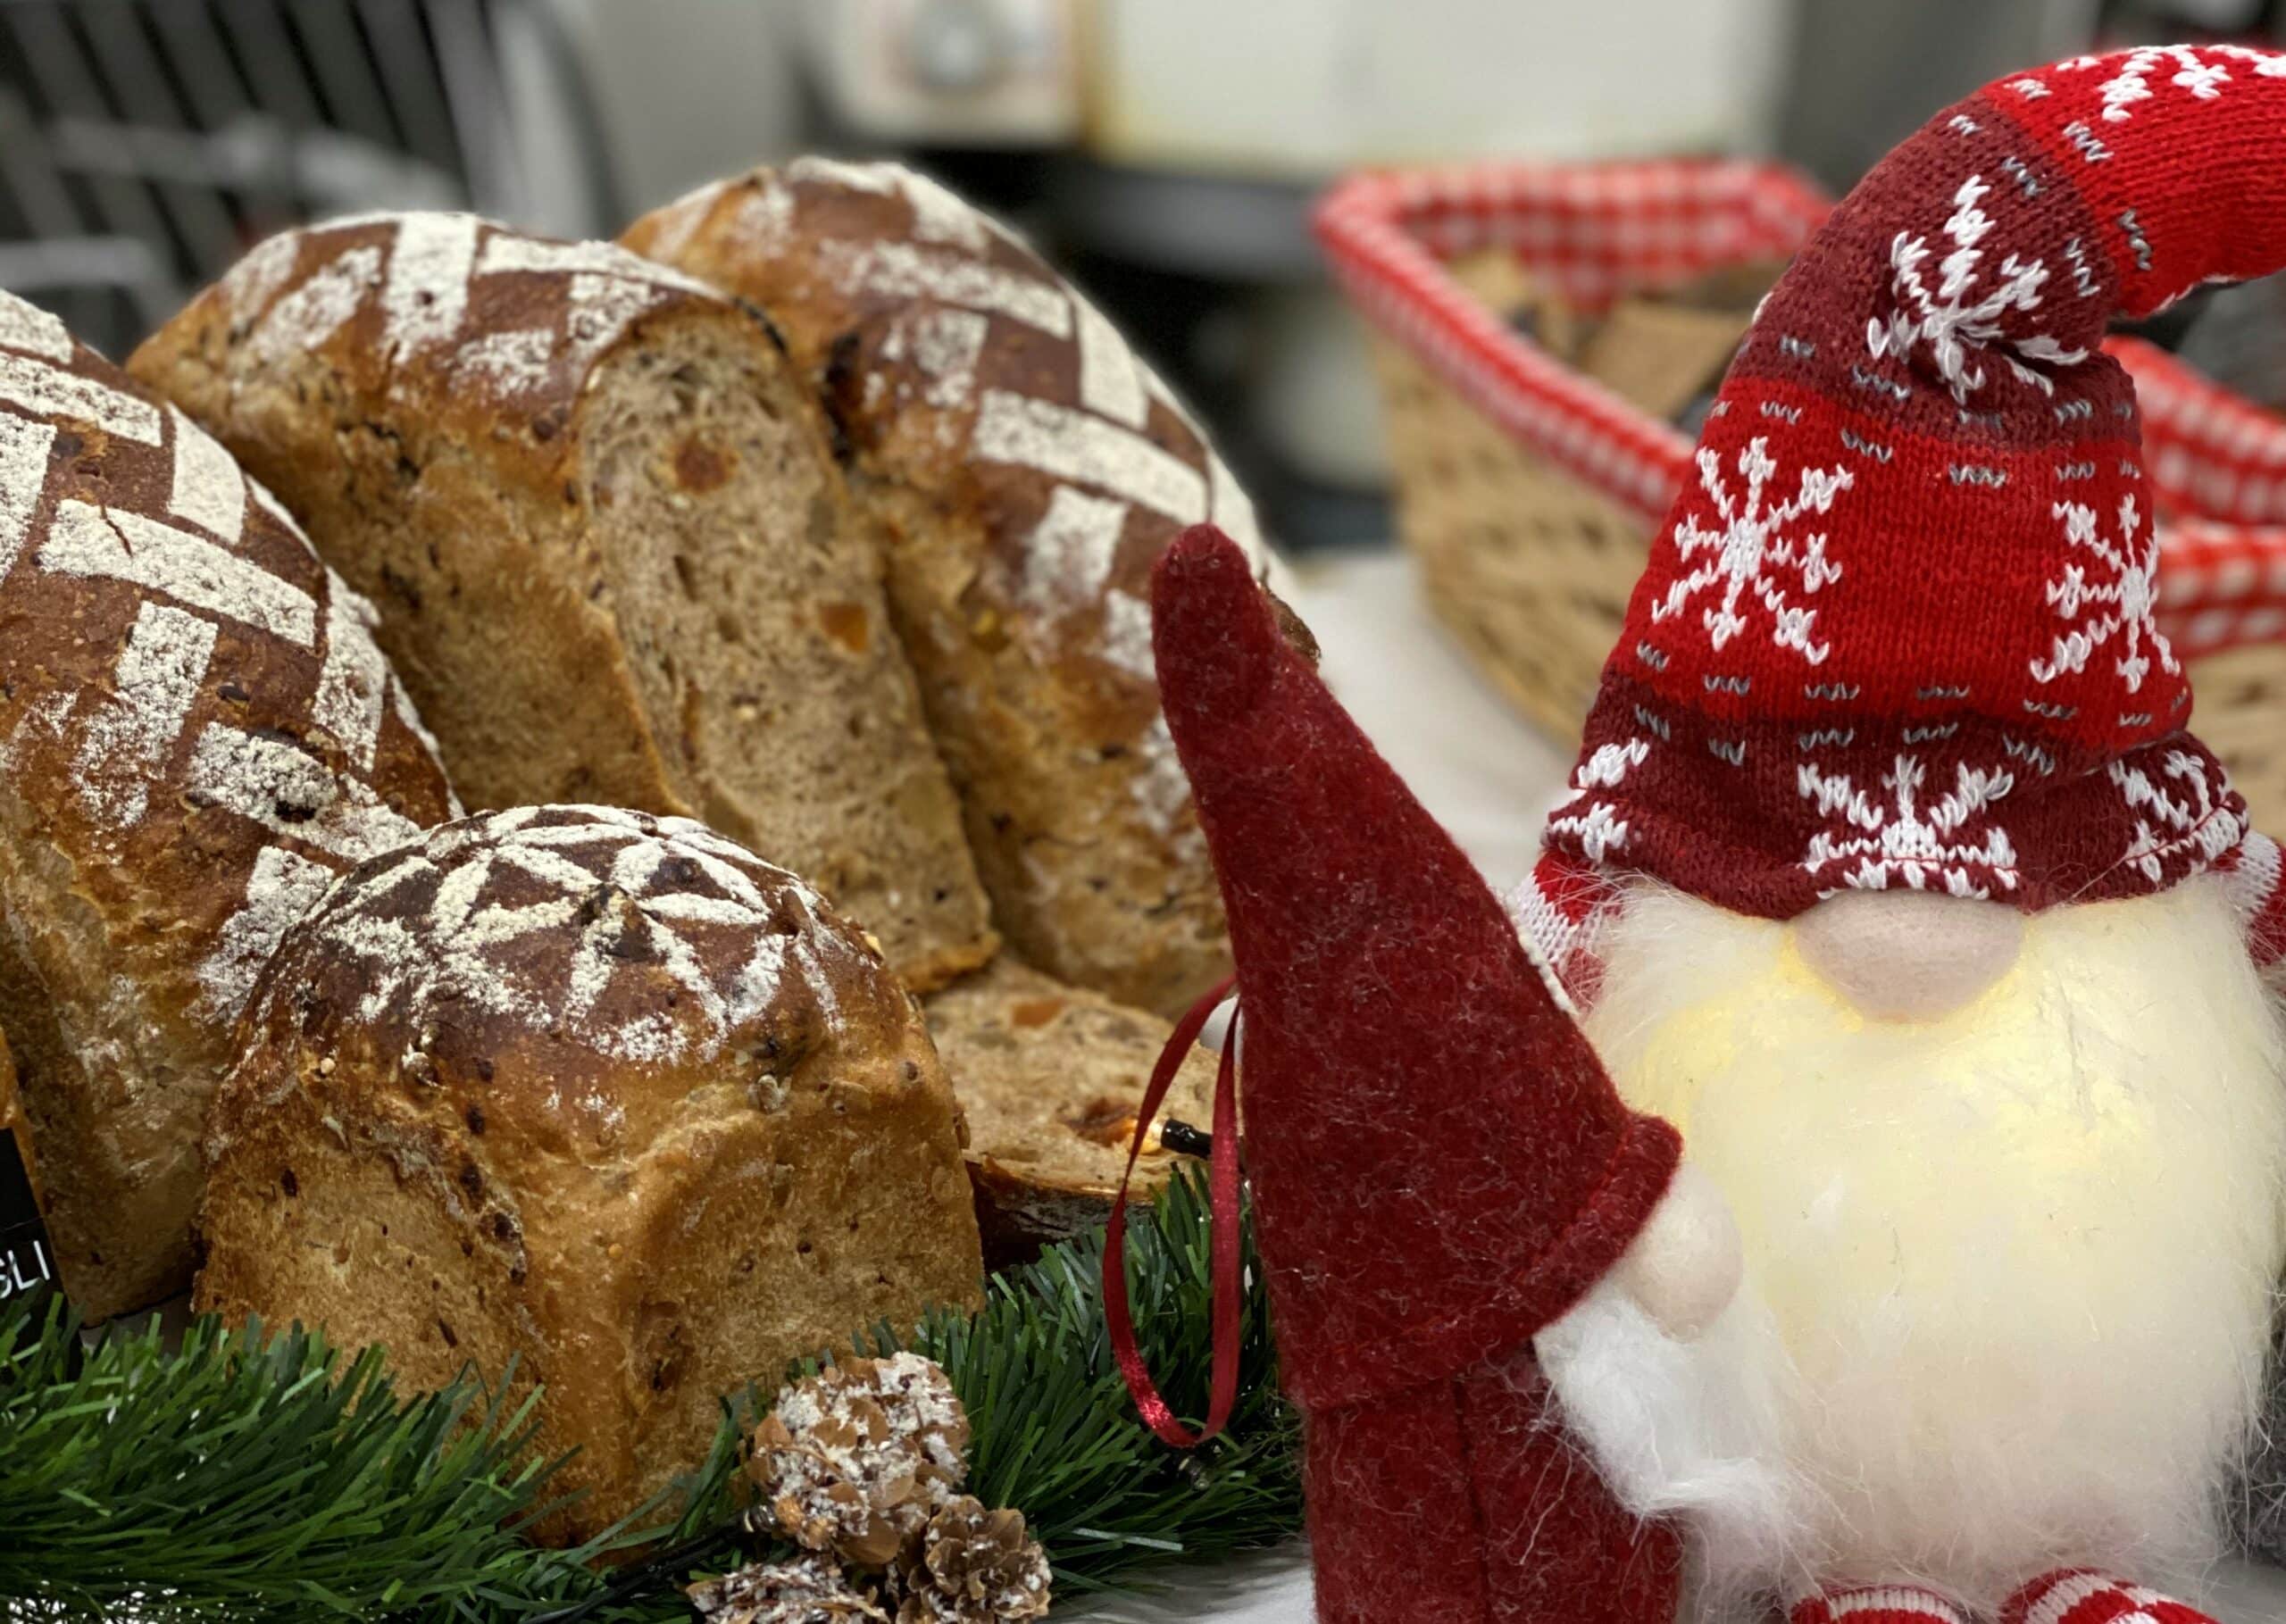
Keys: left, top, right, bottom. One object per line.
{"left": 624, "top": 162, "right": 1269, "bottom": 1017}
{"left": 129, "top": 214, "right": 996, "bottom": 994}
{"left": 194, "top": 804, "right": 985, "bottom": 1540}
{"left": 0, "top": 290, "right": 456, "bottom": 1319}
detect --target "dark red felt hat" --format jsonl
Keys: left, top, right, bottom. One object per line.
{"left": 1151, "top": 526, "right": 1686, "bottom": 1621}
{"left": 1149, "top": 524, "right": 1681, "bottom": 1410}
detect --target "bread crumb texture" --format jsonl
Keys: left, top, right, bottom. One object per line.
{"left": 922, "top": 958, "right": 1216, "bottom": 1257}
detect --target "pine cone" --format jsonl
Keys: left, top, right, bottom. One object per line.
{"left": 889, "top": 1495, "right": 1053, "bottom": 1623}
{"left": 686, "top": 1553, "right": 889, "bottom": 1623}
{"left": 749, "top": 1353, "right": 972, "bottom": 1568}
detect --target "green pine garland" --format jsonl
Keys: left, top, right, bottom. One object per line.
{"left": 0, "top": 1167, "right": 1298, "bottom": 1620}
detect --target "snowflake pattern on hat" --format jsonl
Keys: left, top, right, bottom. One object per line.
{"left": 1543, "top": 42, "right": 2282, "bottom": 919}
{"left": 1798, "top": 754, "right": 2021, "bottom": 899}
{"left": 1653, "top": 437, "right": 1853, "bottom": 663}
{"left": 2032, "top": 496, "right": 2176, "bottom": 697}
{"left": 1867, "top": 173, "right": 2088, "bottom": 401}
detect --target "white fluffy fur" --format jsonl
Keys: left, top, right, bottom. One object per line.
{"left": 1536, "top": 877, "right": 2286, "bottom": 1620}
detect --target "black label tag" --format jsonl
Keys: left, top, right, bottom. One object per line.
{"left": 0, "top": 1128, "right": 56, "bottom": 1303}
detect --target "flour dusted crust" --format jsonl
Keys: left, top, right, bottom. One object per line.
{"left": 131, "top": 212, "right": 997, "bottom": 993}
{"left": 196, "top": 804, "right": 985, "bottom": 1541}
{"left": 0, "top": 292, "right": 455, "bottom": 1318}
{"left": 625, "top": 163, "right": 1264, "bottom": 1016}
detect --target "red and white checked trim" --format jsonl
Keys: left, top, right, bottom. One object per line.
{"left": 1790, "top": 1584, "right": 1970, "bottom": 1624}
{"left": 2001, "top": 1570, "right": 2219, "bottom": 1624}
{"left": 2114, "top": 338, "right": 2286, "bottom": 529}
{"left": 1314, "top": 165, "right": 2286, "bottom": 663}
{"left": 1314, "top": 161, "right": 1824, "bottom": 520}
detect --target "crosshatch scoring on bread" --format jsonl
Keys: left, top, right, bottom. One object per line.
{"left": 0, "top": 287, "right": 456, "bottom": 1320}
{"left": 130, "top": 212, "right": 998, "bottom": 994}
{"left": 241, "top": 804, "right": 864, "bottom": 1075}
{"left": 216, "top": 213, "right": 722, "bottom": 406}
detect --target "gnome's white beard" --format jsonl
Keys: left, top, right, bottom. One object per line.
{"left": 1535, "top": 876, "right": 2286, "bottom": 1620}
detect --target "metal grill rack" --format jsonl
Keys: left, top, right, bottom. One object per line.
{"left": 0, "top": 0, "right": 614, "bottom": 357}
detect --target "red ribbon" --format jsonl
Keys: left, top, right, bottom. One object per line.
{"left": 1103, "top": 973, "right": 1244, "bottom": 1450}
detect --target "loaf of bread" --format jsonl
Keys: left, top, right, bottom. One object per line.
{"left": 922, "top": 958, "right": 1217, "bottom": 1260}
{"left": 624, "top": 162, "right": 1266, "bottom": 1017}
{"left": 195, "top": 804, "right": 986, "bottom": 1539}
{"left": 130, "top": 214, "right": 995, "bottom": 993}
{"left": 0, "top": 291, "right": 456, "bottom": 1319}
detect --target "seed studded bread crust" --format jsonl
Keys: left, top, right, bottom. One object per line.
{"left": 921, "top": 958, "right": 1216, "bottom": 1260}
{"left": 129, "top": 214, "right": 995, "bottom": 993}
{"left": 0, "top": 293, "right": 456, "bottom": 1318}
{"left": 194, "top": 804, "right": 986, "bottom": 1541}
{"left": 624, "top": 163, "right": 1264, "bottom": 1016}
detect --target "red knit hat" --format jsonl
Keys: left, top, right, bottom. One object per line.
{"left": 1149, "top": 525, "right": 1683, "bottom": 1622}
{"left": 1542, "top": 45, "right": 2286, "bottom": 926}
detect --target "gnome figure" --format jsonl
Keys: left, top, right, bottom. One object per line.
{"left": 1144, "top": 38, "right": 2286, "bottom": 1624}
{"left": 1506, "top": 43, "right": 2286, "bottom": 1624}
{"left": 1146, "top": 528, "right": 1745, "bottom": 1624}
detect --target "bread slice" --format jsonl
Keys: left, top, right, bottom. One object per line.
{"left": 624, "top": 162, "right": 1268, "bottom": 1018}
{"left": 922, "top": 958, "right": 1218, "bottom": 1261}
{"left": 130, "top": 215, "right": 995, "bottom": 993}
{"left": 196, "top": 804, "right": 986, "bottom": 1542}
{"left": 0, "top": 291, "right": 458, "bottom": 1318}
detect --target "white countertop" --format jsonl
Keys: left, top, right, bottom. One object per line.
{"left": 1065, "top": 547, "right": 2286, "bottom": 1624}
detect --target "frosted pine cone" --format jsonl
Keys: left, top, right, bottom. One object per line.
{"left": 686, "top": 1553, "right": 889, "bottom": 1623}
{"left": 749, "top": 1353, "right": 972, "bottom": 1568}
{"left": 889, "top": 1495, "right": 1053, "bottom": 1623}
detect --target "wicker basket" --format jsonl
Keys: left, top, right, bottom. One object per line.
{"left": 1319, "top": 161, "right": 2286, "bottom": 829}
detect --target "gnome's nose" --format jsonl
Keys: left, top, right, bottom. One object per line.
{"left": 1793, "top": 890, "right": 2024, "bottom": 1022}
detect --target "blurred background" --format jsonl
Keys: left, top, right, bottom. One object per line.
{"left": 7, "top": 0, "right": 2285, "bottom": 554}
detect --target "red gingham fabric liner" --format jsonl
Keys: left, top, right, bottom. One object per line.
{"left": 1316, "top": 161, "right": 2286, "bottom": 662}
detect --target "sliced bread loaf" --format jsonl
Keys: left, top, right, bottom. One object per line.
{"left": 0, "top": 291, "right": 457, "bottom": 1316}
{"left": 129, "top": 215, "right": 995, "bottom": 992}
{"left": 624, "top": 163, "right": 1265, "bottom": 1018}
